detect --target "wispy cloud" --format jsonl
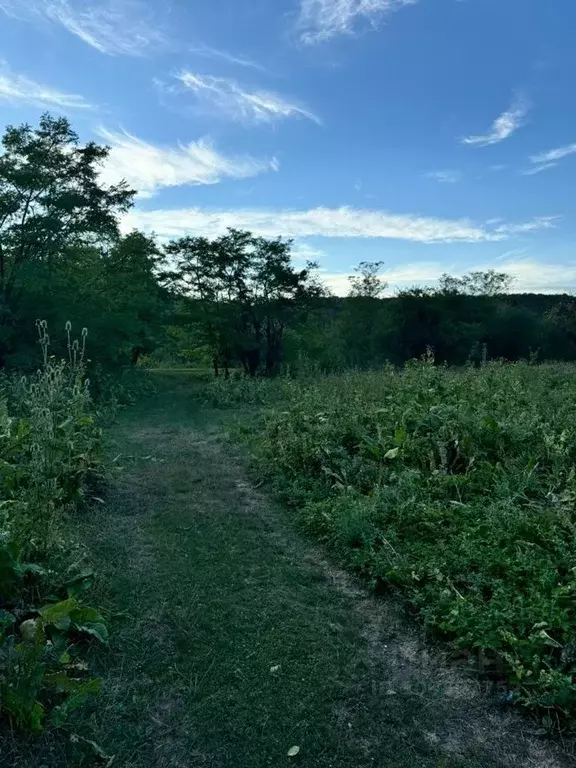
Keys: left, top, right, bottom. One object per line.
{"left": 189, "top": 44, "right": 263, "bottom": 71}
{"left": 489, "top": 258, "right": 576, "bottom": 293}
{"left": 291, "top": 242, "right": 327, "bottom": 261}
{"left": 175, "top": 71, "right": 321, "bottom": 125}
{"left": 462, "top": 96, "right": 530, "bottom": 147}
{"left": 425, "top": 169, "right": 462, "bottom": 184}
{"left": 521, "top": 162, "right": 557, "bottom": 176}
{"left": 0, "top": 0, "right": 165, "bottom": 56}
{"left": 122, "top": 205, "right": 556, "bottom": 244}
{"left": 297, "top": 0, "right": 418, "bottom": 44}
{"left": 491, "top": 216, "right": 560, "bottom": 236}
{"left": 96, "top": 127, "right": 278, "bottom": 198}
{"left": 531, "top": 143, "right": 576, "bottom": 164}
{"left": 523, "top": 142, "right": 576, "bottom": 176}
{"left": 0, "top": 60, "right": 92, "bottom": 109}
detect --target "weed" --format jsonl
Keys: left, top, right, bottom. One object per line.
{"left": 0, "top": 322, "right": 107, "bottom": 731}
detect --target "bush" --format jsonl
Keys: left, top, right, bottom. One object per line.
{"left": 216, "top": 359, "right": 576, "bottom": 727}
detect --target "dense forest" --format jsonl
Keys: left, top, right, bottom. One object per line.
{"left": 2, "top": 113, "right": 576, "bottom": 380}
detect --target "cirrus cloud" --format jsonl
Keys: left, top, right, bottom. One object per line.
{"left": 0, "top": 60, "right": 92, "bottom": 110}
{"left": 175, "top": 71, "right": 321, "bottom": 125}
{"left": 297, "top": 0, "right": 418, "bottom": 44}
{"left": 96, "top": 127, "right": 278, "bottom": 198}
{"left": 523, "top": 142, "right": 576, "bottom": 176}
{"left": 425, "top": 169, "right": 462, "bottom": 184}
{"left": 0, "top": 0, "right": 165, "bottom": 56}
{"left": 462, "top": 96, "right": 530, "bottom": 147}
{"left": 121, "top": 205, "right": 557, "bottom": 244}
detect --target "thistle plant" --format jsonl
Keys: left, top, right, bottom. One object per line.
{"left": 5, "top": 322, "right": 101, "bottom": 556}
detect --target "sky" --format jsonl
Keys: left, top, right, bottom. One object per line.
{"left": 0, "top": 0, "right": 575, "bottom": 294}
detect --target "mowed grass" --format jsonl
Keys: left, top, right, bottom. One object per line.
{"left": 7, "top": 374, "right": 568, "bottom": 767}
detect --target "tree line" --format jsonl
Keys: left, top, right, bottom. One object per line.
{"left": 1, "top": 113, "right": 575, "bottom": 376}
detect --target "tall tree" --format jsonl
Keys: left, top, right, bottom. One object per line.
{"left": 348, "top": 261, "right": 387, "bottom": 298}
{"left": 0, "top": 113, "right": 134, "bottom": 363}
{"left": 163, "top": 229, "right": 323, "bottom": 376}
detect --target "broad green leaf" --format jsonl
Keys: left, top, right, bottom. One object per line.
{"left": 71, "top": 606, "right": 109, "bottom": 643}
{"left": 40, "top": 598, "right": 78, "bottom": 630}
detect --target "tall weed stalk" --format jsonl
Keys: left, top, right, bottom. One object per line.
{"left": 0, "top": 322, "right": 107, "bottom": 732}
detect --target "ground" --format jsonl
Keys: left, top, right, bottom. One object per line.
{"left": 4, "top": 376, "right": 574, "bottom": 767}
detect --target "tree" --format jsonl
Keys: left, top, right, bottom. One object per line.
{"left": 163, "top": 229, "right": 324, "bottom": 376}
{"left": 348, "top": 261, "right": 387, "bottom": 298}
{"left": 11, "top": 230, "right": 167, "bottom": 369}
{"left": 0, "top": 113, "right": 134, "bottom": 363}
{"left": 438, "top": 270, "right": 514, "bottom": 296}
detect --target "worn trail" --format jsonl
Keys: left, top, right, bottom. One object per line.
{"left": 28, "top": 379, "right": 573, "bottom": 767}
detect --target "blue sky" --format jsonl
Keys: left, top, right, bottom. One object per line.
{"left": 1, "top": 0, "right": 575, "bottom": 294}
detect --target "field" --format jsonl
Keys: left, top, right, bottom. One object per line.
{"left": 209, "top": 359, "right": 576, "bottom": 728}
{"left": 5, "top": 361, "right": 576, "bottom": 767}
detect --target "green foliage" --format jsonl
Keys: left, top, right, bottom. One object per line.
{"left": 162, "top": 228, "right": 325, "bottom": 376}
{"left": 0, "top": 114, "right": 168, "bottom": 371}
{"left": 348, "top": 261, "right": 387, "bottom": 298}
{"left": 0, "top": 322, "right": 106, "bottom": 731}
{"left": 214, "top": 360, "right": 576, "bottom": 726}
{"left": 282, "top": 270, "right": 576, "bottom": 371}
{"left": 438, "top": 270, "right": 514, "bottom": 296}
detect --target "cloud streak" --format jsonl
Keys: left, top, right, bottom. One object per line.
{"left": 0, "top": 0, "right": 165, "bottom": 56}
{"left": 297, "top": 0, "right": 418, "bottom": 44}
{"left": 530, "top": 143, "right": 576, "bottom": 164}
{"left": 425, "top": 169, "right": 461, "bottom": 184}
{"left": 96, "top": 127, "right": 278, "bottom": 198}
{"left": 462, "top": 96, "right": 530, "bottom": 147}
{"left": 175, "top": 71, "right": 320, "bottom": 125}
{"left": 523, "top": 142, "right": 576, "bottom": 176}
{"left": 189, "top": 44, "right": 263, "bottom": 71}
{"left": 521, "top": 162, "right": 557, "bottom": 176}
{"left": 0, "top": 60, "right": 92, "bottom": 109}
{"left": 121, "top": 205, "right": 556, "bottom": 244}
{"left": 491, "top": 216, "right": 560, "bottom": 236}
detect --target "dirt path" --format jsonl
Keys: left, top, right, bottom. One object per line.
{"left": 33, "top": 381, "right": 574, "bottom": 767}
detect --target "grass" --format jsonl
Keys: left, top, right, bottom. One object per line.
{"left": 8, "top": 373, "right": 570, "bottom": 766}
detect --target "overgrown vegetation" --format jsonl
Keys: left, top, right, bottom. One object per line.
{"left": 210, "top": 360, "right": 576, "bottom": 729}
{"left": 0, "top": 321, "right": 107, "bottom": 731}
